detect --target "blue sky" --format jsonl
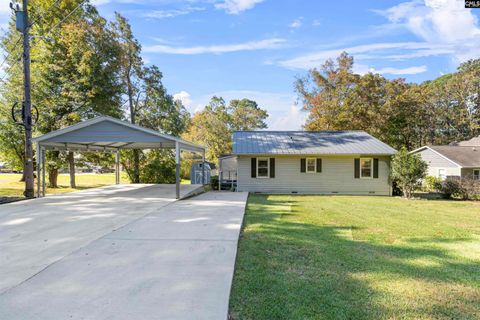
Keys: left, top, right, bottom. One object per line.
{"left": 2, "top": 0, "right": 480, "bottom": 129}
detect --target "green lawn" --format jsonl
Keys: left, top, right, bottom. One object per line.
{"left": 0, "top": 173, "right": 192, "bottom": 197}
{"left": 229, "top": 195, "right": 480, "bottom": 320}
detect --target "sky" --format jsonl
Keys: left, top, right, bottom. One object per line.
{"left": 1, "top": 0, "right": 480, "bottom": 129}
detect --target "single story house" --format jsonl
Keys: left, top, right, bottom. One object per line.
{"left": 232, "top": 131, "right": 396, "bottom": 195}
{"left": 410, "top": 145, "right": 480, "bottom": 180}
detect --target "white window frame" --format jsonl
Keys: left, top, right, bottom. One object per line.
{"left": 438, "top": 168, "right": 447, "bottom": 180}
{"left": 256, "top": 157, "right": 270, "bottom": 179}
{"left": 360, "top": 158, "right": 373, "bottom": 179}
{"left": 473, "top": 169, "right": 480, "bottom": 180}
{"left": 306, "top": 158, "right": 317, "bottom": 173}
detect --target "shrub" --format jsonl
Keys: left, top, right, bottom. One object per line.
{"left": 210, "top": 175, "right": 219, "bottom": 190}
{"left": 391, "top": 147, "right": 428, "bottom": 199}
{"left": 440, "top": 176, "right": 480, "bottom": 200}
{"left": 423, "top": 176, "right": 442, "bottom": 192}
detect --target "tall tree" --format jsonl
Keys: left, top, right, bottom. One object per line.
{"left": 111, "top": 12, "right": 143, "bottom": 183}
{"left": 183, "top": 96, "right": 268, "bottom": 163}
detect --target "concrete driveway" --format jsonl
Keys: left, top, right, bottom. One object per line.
{"left": 0, "top": 184, "right": 202, "bottom": 294}
{"left": 0, "top": 190, "right": 248, "bottom": 320}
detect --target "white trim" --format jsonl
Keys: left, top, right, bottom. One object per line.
{"left": 306, "top": 158, "right": 316, "bottom": 173}
{"left": 438, "top": 168, "right": 447, "bottom": 180}
{"left": 256, "top": 157, "right": 270, "bottom": 179}
{"left": 360, "top": 157, "right": 373, "bottom": 179}
{"left": 409, "top": 146, "right": 463, "bottom": 168}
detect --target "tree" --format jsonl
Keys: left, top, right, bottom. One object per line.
{"left": 183, "top": 96, "right": 268, "bottom": 163}
{"left": 111, "top": 12, "right": 143, "bottom": 182}
{"left": 391, "top": 148, "right": 428, "bottom": 199}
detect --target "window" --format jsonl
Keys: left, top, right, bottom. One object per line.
{"left": 360, "top": 158, "right": 373, "bottom": 179}
{"left": 474, "top": 169, "right": 480, "bottom": 180}
{"left": 257, "top": 158, "right": 269, "bottom": 178}
{"left": 306, "top": 158, "right": 316, "bottom": 173}
{"left": 438, "top": 168, "right": 446, "bottom": 180}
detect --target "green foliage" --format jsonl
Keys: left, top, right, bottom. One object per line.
{"left": 423, "top": 175, "right": 442, "bottom": 192}
{"left": 139, "top": 150, "right": 176, "bottom": 184}
{"left": 183, "top": 96, "right": 268, "bottom": 163}
{"left": 210, "top": 175, "right": 219, "bottom": 190}
{"left": 391, "top": 148, "right": 428, "bottom": 198}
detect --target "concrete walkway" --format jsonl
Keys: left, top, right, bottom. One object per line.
{"left": 0, "top": 191, "right": 248, "bottom": 320}
{"left": 0, "top": 184, "right": 202, "bottom": 294}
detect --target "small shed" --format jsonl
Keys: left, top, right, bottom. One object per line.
{"left": 190, "top": 162, "right": 212, "bottom": 185}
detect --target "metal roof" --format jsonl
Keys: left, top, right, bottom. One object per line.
{"left": 32, "top": 116, "right": 205, "bottom": 153}
{"left": 232, "top": 131, "right": 396, "bottom": 155}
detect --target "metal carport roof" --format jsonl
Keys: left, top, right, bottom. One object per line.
{"left": 32, "top": 116, "right": 206, "bottom": 199}
{"left": 32, "top": 116, "right": 204, "bottom": 153}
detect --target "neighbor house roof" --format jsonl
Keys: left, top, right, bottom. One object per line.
{"left": 232, "top": 131, "right": 396, "bottom": 155}
{"left": 451, "top": 135, "right": 480, "bottom": 147}
{"left": 412, "top": 145, "right": 480, "bottom": 168}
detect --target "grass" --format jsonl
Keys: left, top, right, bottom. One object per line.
{"left": 229, "top": 195, "right": 480, "bottom": 320}
{"left": 0, "top": 173, "right": 191, "bottom": 197}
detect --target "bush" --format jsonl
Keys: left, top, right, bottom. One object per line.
{"left": 440, "top": 176, "right": 480, "bottom": 200}
{"left": 210, "top": 175, "right": 219, "bottom": 190}
{"left": 423, "top": 176, "right": 442, "bottom": 192}
{"left": 391, "top": 147, "right": 428, "bottom": 198}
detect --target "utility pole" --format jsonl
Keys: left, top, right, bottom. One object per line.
{"left": 14, "top": 0, "right": 34, "bottom": 198}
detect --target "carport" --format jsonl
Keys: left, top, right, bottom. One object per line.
{"left": 32, "top": 116, "right": 206, "bottom": 199}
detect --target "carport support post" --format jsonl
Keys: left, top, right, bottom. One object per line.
{"left": 115, "top": 151, "right": 120, "bottom": 185}
{"left": 202, "top": 151, "right": 206, "bottom": 185}
{"left": 41, "top": 148, "right": 45, "bottom": 197}
{"left": 175, "top": 141, "right": 180, "bottom": 199}
{"left": 36, "top": 143, "right": 41, "bottom": 197}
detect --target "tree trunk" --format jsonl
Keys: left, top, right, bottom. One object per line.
{"left": 133, "top": 149, "right": 140, "bottom": 183}
{"left": 48, "top": 168, "right": 58, "bottom": 188}
{"left": 20, "top": 172, "right": 26, "bottom": 182}
{"left": 68, "top": 151, "right": 76, "bottom": 188}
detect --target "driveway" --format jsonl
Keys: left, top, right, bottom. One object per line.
{"left": 0, "top": 184, "right": 203, "bottom": 294}
{"left": 0, "top": 191, "right": 248, "bottom": 320}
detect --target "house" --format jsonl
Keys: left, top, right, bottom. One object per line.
{"left": 232, "top": 131, "right": 396, "bottom": 195}
{"left": 410, "top": 144, "right": 480, "bottom": 180}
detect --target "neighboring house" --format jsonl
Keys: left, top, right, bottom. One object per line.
{"left": 411, "top": 145, "right": 480, "bottom": 180}
{"left": 232, "top": 131, "right": 396, "bottom": 195}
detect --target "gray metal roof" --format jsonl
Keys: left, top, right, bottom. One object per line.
{"left": 32, "top": 116, "right": 205, "bottom": 153}
{"left": 232, "top": 131, "right": 396, "bottom": 155}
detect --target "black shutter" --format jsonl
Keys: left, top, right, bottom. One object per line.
{"left": 300, "top": 158, "right": 306, "bottom": 173}
{"left": 251, "top": 158, "right": 256, "bottom": 178}
{"left": 316, "top": 158, "right": 322, "bottom": 173}
{"left": 270, "top": 158, "right": 275, "bottom": 178}
{"left": 354, "top": 158, "right": 360, "bottom": 179}
{"left": 373, "top": 158, "right": 379, "bottom": 179}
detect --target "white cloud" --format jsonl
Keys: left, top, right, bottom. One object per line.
{"left": 375, "top": 65, "right": 427, "bottom": 75}
{"left": 142, "top": 7, "right": 205, "bottom": 19}
{"left": 312, "top": 19, "right": 321, "bottom": 27}
{"left": 278, "top": 42, "right": 433, "bottom": 70}
{"left": 186, "top": 90, "right": 305, "bottom": 130}
{"left": 144, "top": 38, "right": 286, "bottom": 54}
{"left": 215, "top": 0, "right": 265, "bottom": 14}
{"left": 174, "top": 90, "right": 193, "bottom": 108}
{"left": 289, "top": 17, "right": 303, "bottom": 29}
{"left": 374, "top": 0, "right": 480, "bottom": 61}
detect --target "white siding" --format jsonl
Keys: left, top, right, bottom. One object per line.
{"left": 416, "top": 148, "right": 461, "bottom": 177}
{"left": 237, "top": 155, "right": 391, "bottom": 195}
